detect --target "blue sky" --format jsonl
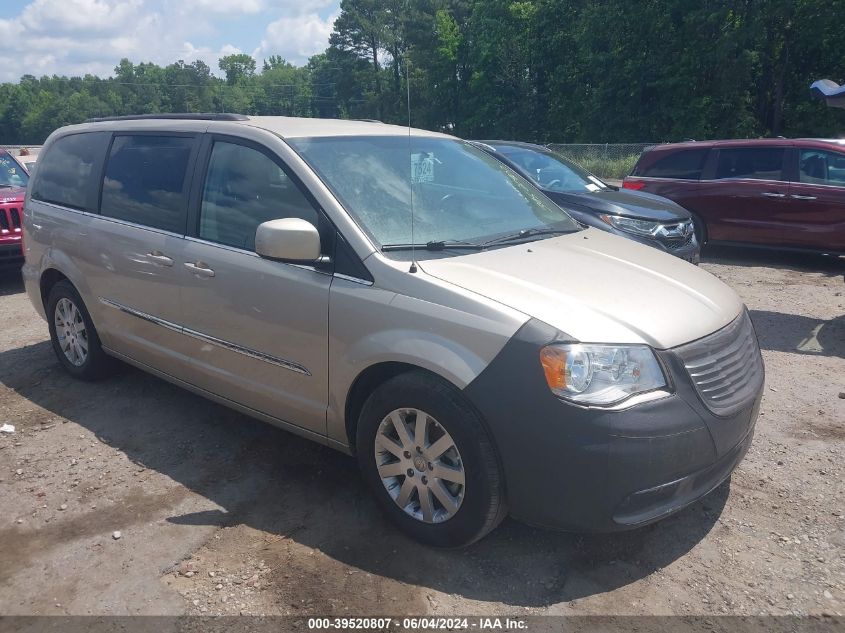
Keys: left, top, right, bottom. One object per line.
{"left": 0, "top": 0, "right": 341, "bottom": 82}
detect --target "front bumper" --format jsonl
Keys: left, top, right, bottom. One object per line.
{"left": 0, "top": 241, "right": 23, "bottom": 270}
{"left": 613, "top": 420, "right": 755, "bottom": 526}
{"left": 463, "top": 318, "right": 762, "bottom": 531}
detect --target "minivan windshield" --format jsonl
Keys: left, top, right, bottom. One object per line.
{"left": 288, "top": 136, "right": 581, "bottom": 250}
{"left": 0, "top": 153, "right": 29, "bottom": 188}
{"left": 493, "top": 145, "right": 608, "bottom": 193}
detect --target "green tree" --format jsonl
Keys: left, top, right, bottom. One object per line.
{"left": 1, "top": 0, "right": 844, "bottom": 144}
{"left": 329, "top": 0, "right": 401, "bottom": 119}
{"left": 219, "top": 53, "right": 257, "bottom": 86}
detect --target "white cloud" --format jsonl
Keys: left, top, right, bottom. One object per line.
{"left": 181, "top": 0, "right": 265, "bottom": 14}
{"left": 0, "top": 0, "right": 339, "bottom": 82}
{"left": 21, "top": 0, "right": 144, "bottom": 34}
{"left": 254, "top": 10, "right": 339, "bottom": 64}
{"left": 219, "top": 44, "right": 244, "bottom": 56}
{"left": 0, "top": 18, "right": 24, "bottom": 40}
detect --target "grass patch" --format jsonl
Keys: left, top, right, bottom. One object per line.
{"left": 554, "top": 153, "right": 641, "bottom": 181}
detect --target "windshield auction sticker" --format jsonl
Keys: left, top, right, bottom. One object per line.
{"left": 410, "top": 152, "right": 435, "bottom": 183}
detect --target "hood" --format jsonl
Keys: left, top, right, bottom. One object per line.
{"left": 0, "top": 186, "right": 26, "bottom": 202}
{"left": 546, "top": 188, "right": 690, "bottom": 222}
{"left": 419, "top": 228, "right": 741, "bottom": 349}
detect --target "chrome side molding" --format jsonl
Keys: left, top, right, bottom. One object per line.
{"left": 98, "top": 297, "right": 311, "bottom": 376}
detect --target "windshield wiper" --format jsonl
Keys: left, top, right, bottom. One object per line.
{"left": 381, "top": 228, "right": 578, "bottom": 252}
{"left": 480, "top": 227, "right": 579, "bottom": 247}
{"left": 381, "top": 240, "right": 485, "bottom": 252}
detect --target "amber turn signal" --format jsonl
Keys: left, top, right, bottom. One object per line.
{"left": 540, "top": 345, "right": 568, "bottom": 391}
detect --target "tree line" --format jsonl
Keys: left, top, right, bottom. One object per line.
{"left": 2, "top": 0, "right": 844, "bottom": 145}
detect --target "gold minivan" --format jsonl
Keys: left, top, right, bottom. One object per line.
{"left": 22, "top": 114, "right": 764, "bottom": 546}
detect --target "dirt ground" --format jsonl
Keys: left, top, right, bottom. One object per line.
{"left": 0, "top": 246, "right": 843, "bottom": 618}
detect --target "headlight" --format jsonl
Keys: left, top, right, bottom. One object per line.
{"left": 539, "top": 344, "right": 667, "bottom": 406}
{"left": 600, "top": 215, "right": 662, "bottom": 236}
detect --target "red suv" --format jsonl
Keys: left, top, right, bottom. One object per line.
{"left": 624, "top": 139, "right": 845, "bottom": 254}
{"left": 0, "top": 149, "right": 28, "bottom": 270}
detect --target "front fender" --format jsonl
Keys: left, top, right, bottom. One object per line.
{"left": 343, "top": 328, "right": 488, "bottom": 392}
{"left": 326, "top": 282, "right": 527, "bottom": 447}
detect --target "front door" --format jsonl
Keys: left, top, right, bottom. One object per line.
{"left": 178, "top": 137, "right": 332, "bottom": 436}
{"left": 780, "top": 147, "right": 845, "bottom": 252}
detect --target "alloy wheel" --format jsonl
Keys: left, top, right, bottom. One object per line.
{"left": 374, "top": 408, "right": 466, "bottom": 523}
{"left": 54, "top": 297, "right": 88, "bottom": 367}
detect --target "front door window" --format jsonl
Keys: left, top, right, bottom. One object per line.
{"left": 798, "top": 149, "right": 845, "bottom": 187}
{"left": 199, "top": 141, "right": 319, "bottom": 251}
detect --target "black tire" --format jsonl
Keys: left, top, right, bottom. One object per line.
{"left": 47, "top": 280, "right": 113, "bottom": 380}
{"left": 356, "top": 371, "right": 507, "bottom": 547}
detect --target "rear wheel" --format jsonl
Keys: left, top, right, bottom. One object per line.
{"left": 357, "top": 371, "right": 506, "bottom": 547}
{"left": 47, "top": 280, "right": 112, "bottom": 380}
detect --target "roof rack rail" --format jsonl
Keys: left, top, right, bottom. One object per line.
{"left": 84, "top": 113, "right": 249, "bottom": 123}
{"left": 351, "top": 118, "right": 384, "bottom": 123}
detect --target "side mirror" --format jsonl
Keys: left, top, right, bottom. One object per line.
{"left": 255, "top": 218, "right": 321, "bottom": 263}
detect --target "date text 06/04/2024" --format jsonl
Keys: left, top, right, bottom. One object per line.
{"left": 307, "top": 617, "right": 529, "bottom": 630}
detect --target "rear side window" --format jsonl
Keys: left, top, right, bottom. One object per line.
{"left": 101, "top": 135, "right": 195, "bottom": 233}
{"left": 198, "top": 141, "right": 319, "bottom": 251}
{"left": 799, "top": 149, "right": 845, "bottom": 186}
{"left": 714, "top": 148, "right": 785, "bottom": 181}
{"left": 635, "top": 148, "right": 709, "bottom": 179}
{"left": 32, "top": 132, "right": 110, "bottom": 210}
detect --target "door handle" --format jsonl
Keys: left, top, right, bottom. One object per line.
{"left": 761, "top": 192, "right": 786, "bottom": 198}
{"left": 184, "top": 261, "right": 215, "bottom": 277}
{"left": 790, "top": 194, "right": 817, "bottom": 200}
{"left": 146, "top": 251, "right": 174, "bottom": 267}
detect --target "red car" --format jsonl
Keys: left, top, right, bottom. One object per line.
{"left": 0, "top": 149, "right": 28, "bottom": 270}
{"left": 623, "top": 138, "right": 845, "bottom": 254}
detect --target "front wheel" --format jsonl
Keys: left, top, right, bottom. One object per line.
{"left": 356, "top": 371, "right": 507, "bottom": 547}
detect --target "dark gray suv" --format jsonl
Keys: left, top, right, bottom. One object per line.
{"left": 474, "top": 141, "right": 700, "bottom": 263}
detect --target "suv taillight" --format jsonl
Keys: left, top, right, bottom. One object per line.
{"left": 623, "top": 179, "right": 646, "bottom": 191}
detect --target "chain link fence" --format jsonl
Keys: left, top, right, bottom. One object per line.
{"left": 547, "top": 143, "right": 654, "bottom": 181}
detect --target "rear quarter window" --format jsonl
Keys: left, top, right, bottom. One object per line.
{"left": 634, "top": 148, "right": 709, "bottom": 179}
{"left": 32, "top": 132, "right": 110, "bottom": 210}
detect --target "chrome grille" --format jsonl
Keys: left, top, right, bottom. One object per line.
{"left": 664, "top": 231, "right": 694, "bottom": 249}
{"left": 656, "top": 220, "right": 695, "bottom": 249}
{"left": 674, "top": 311, "right": 764, "bottom": 416}
{"left": 1, "top": 206, "right": 22, "bottom": 233}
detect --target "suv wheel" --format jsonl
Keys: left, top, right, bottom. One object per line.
{"left": 47, "top": 280, "right": 112, "bottom": 380}
{"left": 357, "top": 371, "right": 506, "bottom": 547}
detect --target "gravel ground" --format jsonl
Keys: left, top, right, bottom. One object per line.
{"left": 0, "top": 246, "right": 843, "bottom": 618}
